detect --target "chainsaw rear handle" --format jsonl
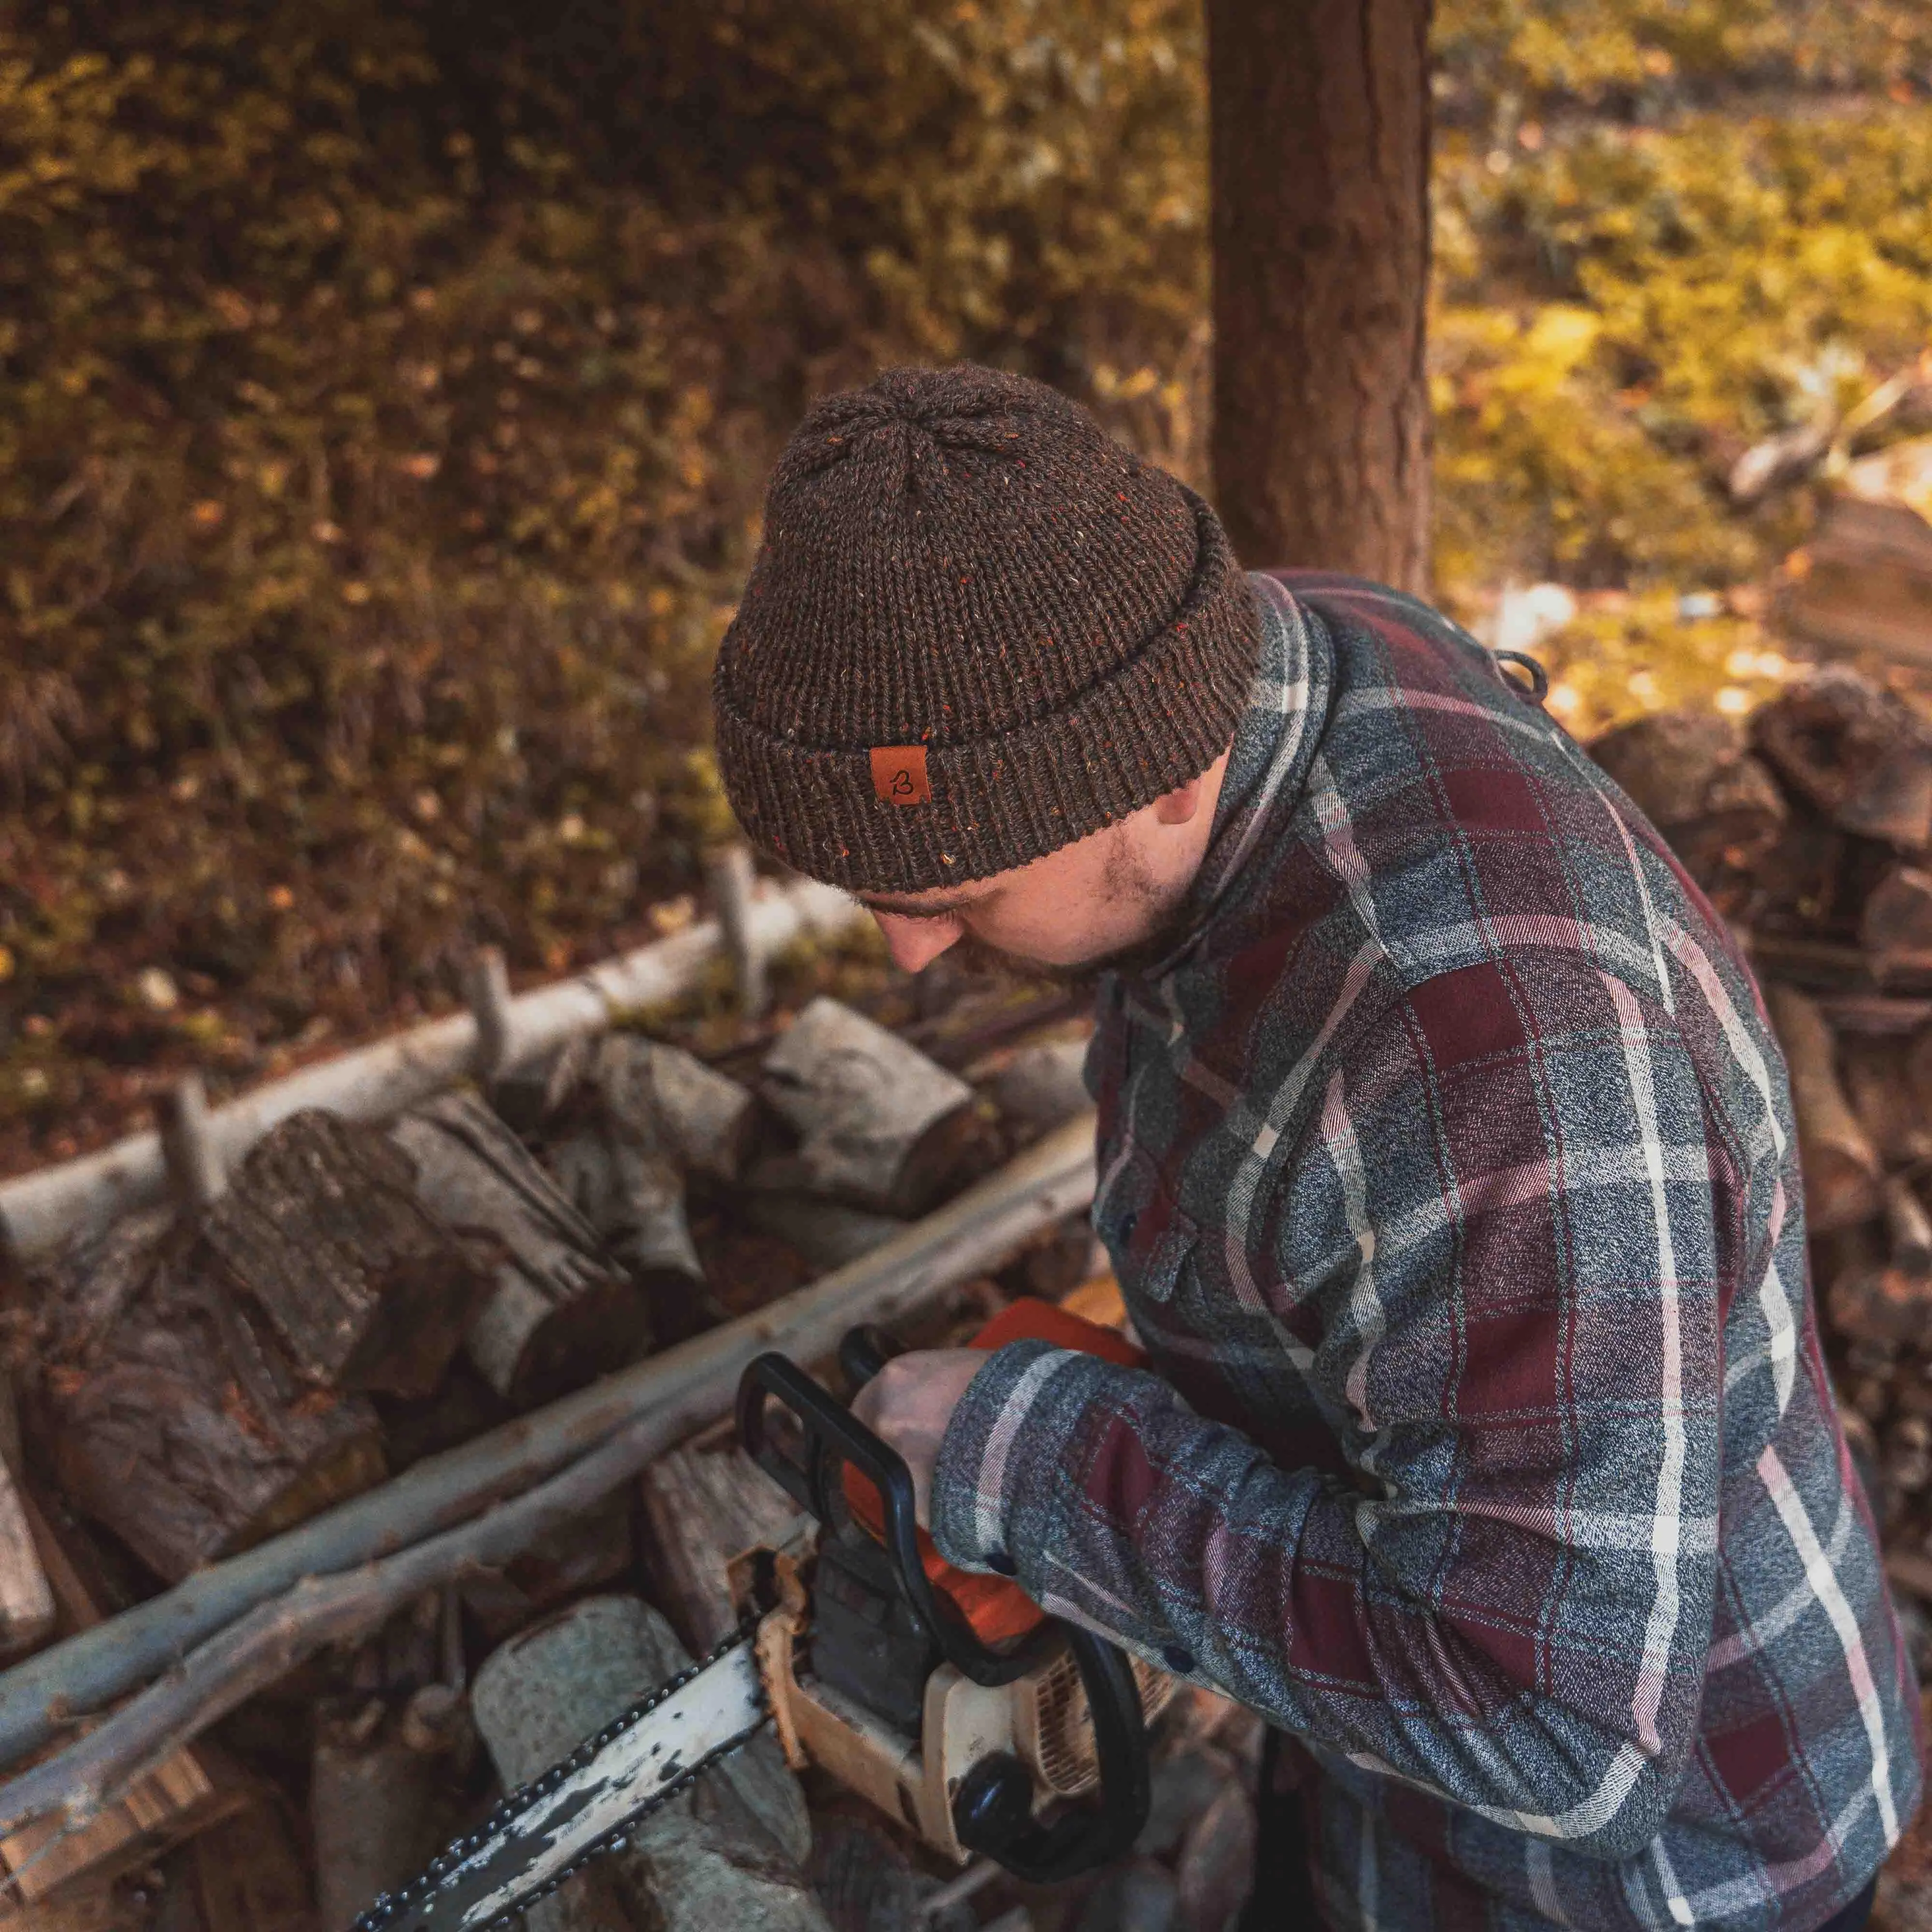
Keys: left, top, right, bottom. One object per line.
{"left": 737, "top": 1350, "right": 1050, "bottom": 1687}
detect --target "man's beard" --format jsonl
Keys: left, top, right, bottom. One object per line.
{"left": 939, "top": 838, "right": 1199, "bottom": 997}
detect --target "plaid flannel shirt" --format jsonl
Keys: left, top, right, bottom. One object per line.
{"left": 929, "top": 570, "right": 1923, "bottom": 1930}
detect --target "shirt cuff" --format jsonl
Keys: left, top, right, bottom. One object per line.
{"left": 929, "top": 1337, "right": 1120, "bottom": 1583}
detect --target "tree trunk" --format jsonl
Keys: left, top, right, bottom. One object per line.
{"left": 1208, "top": 0, "right": 1434, "bottom": 589}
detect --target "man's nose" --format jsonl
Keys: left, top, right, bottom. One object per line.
{"left": 871, "top": 912, "right": 961, "bottom": 974}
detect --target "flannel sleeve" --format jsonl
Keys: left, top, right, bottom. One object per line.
{"left": 928, "top": 959, "right": 1732, "bottom": 1862}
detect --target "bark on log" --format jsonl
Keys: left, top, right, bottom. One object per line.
{"left": 548, "top": 1132, "right": 719, "bottom": 1348}
{"left": 1765, "top": 982, "right": 1883, "bottom": 1232}
{"left": 1207, "top": 0, "right": 1434, "bottom": 590}
{"left": 0, "top": 1113, "right": 1100, "bottom": 1772}
{"left": 759, "top": 998, "right": 984, "bottom": 1217}
{"left": 37, "top": 1208, "right": 388, "bottom": 1584}
{"left": 635, "top": 1439, "right": 808, "bottom": 1654}
{"left": 1842, "top": 1034, "right": 1932, "bottom": 1168}
{"left": 0, "top": 876, "right": 865, "bottom": 1266}
{"left": 200, "top": 1109, "right": 497, "bottom": 1398}
{"left": 736, "top": 1193, "right": 909, "bottom": 1274}
{"left": 388, "top": 1093, "right": 649, "bottom": 1409}
{"left": 1751, "top": 668, "right": 1932, "bottom": 849}
{"left": 1586, "top": 713, "right": 1787, "bottom": 895}
{"left": 470, "top": 1596, "right": 823, "bottom": 1932}
{"left": 591, "top": 1036, "right": 758, "bottom": 1186}
{"left": 1861, "top": 865, "right": 1932, "bottom": 975}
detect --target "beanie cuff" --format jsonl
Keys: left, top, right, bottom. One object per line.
{"left": 711, "top": 489, "right": 1262, "bottom": 894}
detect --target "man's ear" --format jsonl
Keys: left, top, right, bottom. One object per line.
{"left": 1150, "top": 774, "right": 1207, "bottom": 825}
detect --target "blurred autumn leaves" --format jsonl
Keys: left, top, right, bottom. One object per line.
{"left": 2, "top": 0, "right": 1932, "bottom": 1165}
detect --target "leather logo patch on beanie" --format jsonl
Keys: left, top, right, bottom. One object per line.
{"left": 869, "top": 744, "right": 931, "bottom": 805}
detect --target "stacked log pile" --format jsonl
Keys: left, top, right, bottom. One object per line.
{"left": 1589, "top": 668, "right": 1932, "bottom": 1589}
{"left": 0, "top": 944, "right": 1263, "bottom": 1932}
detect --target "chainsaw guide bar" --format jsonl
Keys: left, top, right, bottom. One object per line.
{"left": 350, "top": 1623, "right": 768, "bottom": 1932}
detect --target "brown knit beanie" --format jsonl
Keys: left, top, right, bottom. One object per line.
{"left": 710, "top": 363, "right": 1262, "bottom": 894}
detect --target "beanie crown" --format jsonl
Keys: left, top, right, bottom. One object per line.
{"left": 712, "top": 364, "right": 1260, "bottom": 893}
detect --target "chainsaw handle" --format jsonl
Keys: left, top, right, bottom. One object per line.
{"left": 952, "top": 1622, "right": 1152, "bottom": 1883}
{"left": 736, "top": 1351, "right": 1051, "bottom": 1688}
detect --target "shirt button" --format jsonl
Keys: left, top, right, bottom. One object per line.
{"left": 1161, "top": 1644, "right": 1195, "bottom": 1675}
{"left": 1118, "top": 1210, "right": 1139, "bottom": 1242}
{"left": 985, "top": 1549, "right": 1018, "bottom": 1577}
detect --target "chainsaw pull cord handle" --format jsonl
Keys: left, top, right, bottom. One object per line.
{"left": 737, "top": 1351, "right": 1052, "bottom": 1687}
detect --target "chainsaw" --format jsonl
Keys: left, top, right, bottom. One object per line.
{"left": 352, "top": 1300, "right": 1177, "bottom": 1931}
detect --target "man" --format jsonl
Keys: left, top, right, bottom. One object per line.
{"left": 710, "top": 364, "right": 1921, "bottom": 1929}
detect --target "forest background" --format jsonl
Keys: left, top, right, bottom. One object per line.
{"left": 2, "top": 0, "right": 1931, "bottom": 1177}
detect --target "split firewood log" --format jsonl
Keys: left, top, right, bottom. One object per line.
{"left": 0, "top": 1375, "right": 53, "bottom": 1661}
{"left": 1765, "top": 982, "right": 1883, "bottom": 1232}
{"left": 987, "top": 1035, "right": 1097, "bottom": 1146}
{"left": 491, "top": 1031, "right": 597, "bottom": 1138}
{"left": 36, "top": 1208, "right": 387, "bottom": 1583}
{"left": 635, "top": 1433, "right": 809, "bottom": 1654}
{"left": 590, "top": 1035, "right": 759, "bottom": 1185}
{"left": 1861, "top": 865, "right": 1932, "bottom": 978}
{"left": 1587, "top": 711, "right": 1788, "bottom": 895}
{"left": 1751, "top": 667, "right": 1932, "bottom": 850}
{"left": 470, "top": 1596, "right": 824, "bottom": 1932}
{"left": 199, "top": 1108, "right": 498, "bottom": 1399}
{"left": 389, "top": 1092, "right": 649, "bottom": 1409}
{"left": 546, "top": 1131, "right": 721, "bottom": 1348}
{"left": 758, "top": 997, "right": 990, "bottom": 1217}
{"left": 736, "top": 1191, "right": 909, "bottom": 1273}
{"left": 1841, "top": 1034, "right": 1932, "bottom": 1168}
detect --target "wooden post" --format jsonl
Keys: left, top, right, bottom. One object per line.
{"left": 1208, "top": 0, "right": 1434, "bottom": 588}
{"left": 706, "top": 844, "right": 767, "bottom": 1022}
{"left": 465, "top": 947, "right": 516, "bottom": 1083}
{"left": 156, "top": 1075, "right": 225, "bottom": 1211}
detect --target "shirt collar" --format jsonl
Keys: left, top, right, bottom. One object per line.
{"left": 1126, "top": 572, "right": 1333, "bottom": 986}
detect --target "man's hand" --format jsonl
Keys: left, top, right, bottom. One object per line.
{"left": 848, "top": 1349, "right": 986, "bottom": 1530}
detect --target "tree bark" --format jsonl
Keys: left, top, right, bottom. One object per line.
{"left": 37, "top": 1209, "right": 388, "bottom": 1584}
{"left": 1208, "top": 0, "right": 1434, "bottom": 590}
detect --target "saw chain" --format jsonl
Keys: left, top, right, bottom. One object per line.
{"left": 350, "top": 1620, "right": 768, "bottom": 1932}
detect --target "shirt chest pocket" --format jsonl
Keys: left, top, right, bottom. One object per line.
{"left": 1094, "top": 1134, "right": 1200, "bottom": 1308}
